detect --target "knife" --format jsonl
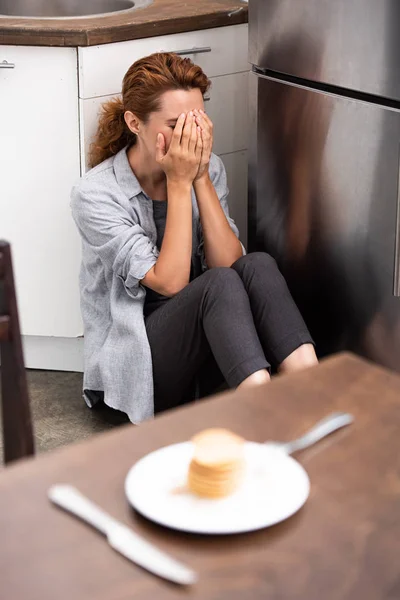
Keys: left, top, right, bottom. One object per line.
{"left": 48, "top": 484, "right": 197, "bottom": 586}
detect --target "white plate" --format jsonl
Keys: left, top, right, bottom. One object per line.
{"left": 125, "top": 442, "right": 310, "bottom": 535}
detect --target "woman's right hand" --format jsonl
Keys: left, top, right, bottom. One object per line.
{"left": 155, "top": 112, "right": 202, "bottom": 185}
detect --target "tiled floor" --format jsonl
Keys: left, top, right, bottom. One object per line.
{"left": 0, "top": 369, "right": 129, "bottom": 464}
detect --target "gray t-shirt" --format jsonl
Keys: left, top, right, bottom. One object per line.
{"left": 143, "top": 199, "right": 202, "bottom": 317}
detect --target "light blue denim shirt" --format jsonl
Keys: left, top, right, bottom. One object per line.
{"left": 71, "top": 146, "right": 244, "bottom": 423}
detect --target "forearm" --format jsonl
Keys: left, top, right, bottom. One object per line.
{"left": 194, "top": 175, "right": 242, "bottom": 268}
{"left": 153, "top": 180, "right": 193, "bottom": 295}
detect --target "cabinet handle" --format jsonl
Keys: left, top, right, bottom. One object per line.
{"left": 170, "top": 46, "right": 212, "bottom": 56}
{"left": 0, "top": 60, "right": 15, "bottom": 69}
{"left": 204, "top": 95, "right": 211, "bottom": 102}
{"left": 394, "top": 147, "right": 400, "bottom": 296}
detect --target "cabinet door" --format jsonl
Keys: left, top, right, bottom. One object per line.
{"left": 0, "top": 47, "right": 82, "bottom": 337}
{"left": 250, "top": 72, "right": 400, "bottom": 369}
{"left": 205, "top": 72, "right": 248, "bottom": 155}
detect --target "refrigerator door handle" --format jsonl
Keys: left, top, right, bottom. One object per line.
{"left": 394, "top": 146, "right": 400, "bottom": 297}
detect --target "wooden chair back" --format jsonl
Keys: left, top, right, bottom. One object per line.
{"left": 0, "top": 241, "right": 34, "bottom": 464}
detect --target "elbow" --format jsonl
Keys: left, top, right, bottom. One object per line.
{"left": 159, "top": 278, "right": 189, "bottom": 297}
{"left": 231, "top": 248, "right": 244, "bottom": 266}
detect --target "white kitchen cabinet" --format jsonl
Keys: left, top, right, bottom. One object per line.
{"left": 0, "top": 47, "right": 82, "bottom": 343}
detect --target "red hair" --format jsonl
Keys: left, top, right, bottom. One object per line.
{"left": 88, "top": 52, "right": 211, "bottom": 168}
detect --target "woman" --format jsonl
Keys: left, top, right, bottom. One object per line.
{"left": 71, "top": 52, "right": 317, "bottom": 424}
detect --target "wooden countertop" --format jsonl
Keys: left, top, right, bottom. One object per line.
{"left": 0, "top": 0, "right": 248, "bottom": 47}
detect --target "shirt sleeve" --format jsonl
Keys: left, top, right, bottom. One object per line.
{"left": 198, "top": 154, "right": 246, "bottom": 272}
{"left": 71, "top": 184, "right": 158, "bottom": 296}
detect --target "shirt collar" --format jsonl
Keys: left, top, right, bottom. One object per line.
{"left": 113, "top": 145, "right": 142, "bottom": 200}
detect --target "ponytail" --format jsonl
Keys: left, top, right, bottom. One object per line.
{"left": 88, "top": 96, "right": 135, "bottom": 168}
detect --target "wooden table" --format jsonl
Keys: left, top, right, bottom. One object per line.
{"left": 1, "top": 352, "right": 400, "bottom": 599}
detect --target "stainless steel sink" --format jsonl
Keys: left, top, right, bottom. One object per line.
{"left": 0, "top": 0, "right": 153, "bottom": 19}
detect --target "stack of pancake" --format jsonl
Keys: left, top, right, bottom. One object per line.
{"left": 187, "top": 428, "right": 246, "bottom": 498}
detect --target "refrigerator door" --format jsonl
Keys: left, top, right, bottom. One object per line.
{"left": 249, "top": 71, "right": 400, "bottom": 369}
{"left": 249, "top": 0, "right": 400, "bottom": 102}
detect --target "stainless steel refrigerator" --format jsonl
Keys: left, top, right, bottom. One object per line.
{"left": 248, "top": 0, "right": 400, "bottom": 370}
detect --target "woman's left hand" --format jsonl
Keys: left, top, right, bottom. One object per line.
{"left": 193, "top": 109, "right": 213, "bottom": 182}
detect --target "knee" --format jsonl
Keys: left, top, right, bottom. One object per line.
{"left": 233, "top": 252, "right": 279, "bottom": 273}
{"left": 201, "top": 266, "right": 243, "bottom": 295}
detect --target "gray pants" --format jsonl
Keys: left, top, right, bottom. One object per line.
{"left": 145, "top": 252, "right": 314, "bottom": 413}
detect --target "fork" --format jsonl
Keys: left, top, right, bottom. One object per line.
{"left": 266, "top": 412, "right": 354, "bottom": 454}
